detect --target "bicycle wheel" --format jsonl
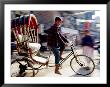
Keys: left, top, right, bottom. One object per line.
{"left": 70, "top": 55, "right": 95, "bottom": 76}
{"left": 11, "top": 57, "right": 36, "bottom": 77}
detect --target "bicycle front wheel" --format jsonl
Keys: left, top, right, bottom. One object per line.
{"left": 70, "top": 55, "right": 95, "bottom": 76}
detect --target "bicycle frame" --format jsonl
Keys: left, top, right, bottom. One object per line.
{"left": 59, "top": 44, "right": 83, "bottom": 67}
{"left": 59, "top": 44, "right": 76, "bottom": 65}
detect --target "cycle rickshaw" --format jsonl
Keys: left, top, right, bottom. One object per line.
{"left": 11, "top": 14, "right": 95, "bottom": 77}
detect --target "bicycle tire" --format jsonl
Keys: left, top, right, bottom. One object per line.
{"left": 70, "top": 55, "right": 95, "bottom": 76}
{"left": 11, "top": 58, "right": 36, "bottom": 77}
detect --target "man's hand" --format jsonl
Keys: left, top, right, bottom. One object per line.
{"left": 63, "top": 33, "right": 70, "bottom": 36}
{"left": 64, "top": 42, "right": 69, "bottom": 47}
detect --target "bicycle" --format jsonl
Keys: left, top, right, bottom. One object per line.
{"left": 58, "top": 42, "right": 95, "bottom": 76}
{"left": 39, "top": 38, "right": 95, "bottom": 76}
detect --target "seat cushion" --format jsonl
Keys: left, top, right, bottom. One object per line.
{"left": 32, "top": 56, "right": 48, "bottom": 64}
{"left": 28, "top": 43, "right": 41, "bottom": 52}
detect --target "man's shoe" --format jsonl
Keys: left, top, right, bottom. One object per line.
{"left": 55, "top": 64, "right": 62, "bottom": 75}
{"left": 55, "top": 71, "right": 62, "bottom": 75}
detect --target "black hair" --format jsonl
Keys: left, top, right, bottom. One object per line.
{"left": 55, "top": 17, "right": 62, "bottom": 21}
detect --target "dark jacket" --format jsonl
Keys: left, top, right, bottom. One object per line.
{"left": 81, "top": 35, "right": 94, "bottom": 48}
{"left": 47, "top": 24, "right": 68, "bottom": 47}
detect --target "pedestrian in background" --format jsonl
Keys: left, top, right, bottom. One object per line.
{"left": 81, "top": 30, "right": 94, "bottom": 70}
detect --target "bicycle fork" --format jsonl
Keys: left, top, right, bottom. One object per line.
{"left": 71, "top": 47, "right": 84, "bottom": 67}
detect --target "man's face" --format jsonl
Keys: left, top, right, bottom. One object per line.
{"left": 55, "top": 20, "right": 62, "bottom": 27}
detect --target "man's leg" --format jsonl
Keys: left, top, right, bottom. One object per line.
{"left": 60, "top": 44, "right": 65, "bottom": 59}
{"left": 51, "top": 47, "right": 61, "bottom": 75}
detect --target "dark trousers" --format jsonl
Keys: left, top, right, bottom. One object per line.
{"left": 51, "top": 44, "right": 65, "bottom": 64}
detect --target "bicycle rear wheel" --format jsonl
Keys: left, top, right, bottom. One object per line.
{"left": 11, "top": 57, "right": 36, "bottom": 77}
{"left": 70, "top": 55, "right": 95, "bottom": 76}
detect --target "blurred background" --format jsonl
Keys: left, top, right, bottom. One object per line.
{"left": 11, "top": 10, "right": 100, "bottom": 51}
